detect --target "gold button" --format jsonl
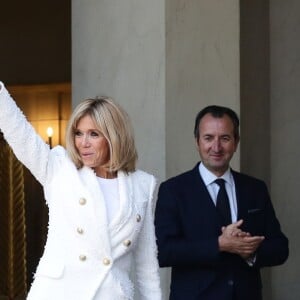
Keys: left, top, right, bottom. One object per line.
{"left": 102, "top": 258, "right": 110, "bottom": 266}
{"left": 79, "top": 254, "right": 87, "bottom": 261}
{"left": 77, "top": 227, "right": 84, "bottom": 234}
{"left": 136, "top": 214, "right": 141, "bottom": 222}
{"left": 123, "top": 239, "right": 131, "bottom": 247}
{"left": 79, "top": 198, "right": 87, "bottom": 205}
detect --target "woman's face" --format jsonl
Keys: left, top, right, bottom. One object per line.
{"left": 74, "top": 115, "right": 110, "bottom": 177}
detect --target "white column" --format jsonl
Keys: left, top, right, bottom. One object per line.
{"left": 165, "top": 0, "right": 240, "bottom": 177}
{"left": 270, "top": 1, "right": 300, "bottom": 299}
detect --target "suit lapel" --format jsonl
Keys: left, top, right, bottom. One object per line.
{"left": 232, "top": 171, "right": 248, "bottom": 220}
{"left": 188, "top": 164, "right": 222, "bottom": 229}
{"left": 109, "top": 171, "right": 133, "bottom": 233}
{"left": 78, "top": 166, "right": 112, "bottom": 256}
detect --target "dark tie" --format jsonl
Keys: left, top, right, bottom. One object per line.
{"left": 215, "top": 178, "right": 232, "bottom": 226}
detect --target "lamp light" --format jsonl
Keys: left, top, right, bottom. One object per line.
{"left": 46, "top": 127, "right": 53, "bottom": 148}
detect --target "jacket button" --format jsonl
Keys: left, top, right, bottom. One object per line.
{"left": 102, "top": 258, "right": 110, "bottom": 266}
{"left": 79, "top": 254, "right": 87, "bottom": 261}
{"left": 79, "top": 198, "right": 87, "bottom": 205}
{"left": 123, "top": 239, "right": 131, "bottom": 247}
{"left": 228, "top": 280, "right": 234, "bottom": 286}
{"left": 77, "top": 227, "right": 84, "bottom": 234}
{"left": 136, "top": 214, "right": 141, "bottom": 222}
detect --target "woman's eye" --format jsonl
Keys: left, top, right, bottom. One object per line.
{"left": 74, "top": 131, "right": 82, "bottom": 136}
{"left": 90, "top": 131, "right": 99, "bottom": 137}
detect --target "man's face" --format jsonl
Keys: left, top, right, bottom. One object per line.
{"left": 196, "top": 113, "right": 239, "bottom": 176}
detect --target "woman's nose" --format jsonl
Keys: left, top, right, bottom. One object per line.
{"left": 81, "top": 134, "right": 91, "bottom": 146}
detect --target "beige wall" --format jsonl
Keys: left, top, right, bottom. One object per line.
{"left": 269, "top": 1, "right": 300, "bottom": 298}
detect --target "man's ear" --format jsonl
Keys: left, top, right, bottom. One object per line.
{"left": 234, "top": 137, "right": 240, "bottom": 151}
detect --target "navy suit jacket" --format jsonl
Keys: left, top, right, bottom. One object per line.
{"left": 155, "top": 163, "right": 289, "bottom": 300}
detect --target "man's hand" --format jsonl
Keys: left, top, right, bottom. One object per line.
{"left": 218, "top": 219, "right": 265, "bottom": 259}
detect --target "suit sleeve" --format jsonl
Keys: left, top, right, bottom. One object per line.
{"left": 253, "top": 182, "right": 289, "bottom": 268}
{"left": 155, "top": 180, "right": 221, "bottom": 268}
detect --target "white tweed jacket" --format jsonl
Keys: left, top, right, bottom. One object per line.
{"left": 0, "top": 82, "right": 162, "bottom": 300}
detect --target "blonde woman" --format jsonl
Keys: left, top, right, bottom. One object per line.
{"left": 0, "top": 82, "right": 162, "bottom": 300}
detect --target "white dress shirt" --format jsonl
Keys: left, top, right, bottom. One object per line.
{"left": 199, "top": 162, "right": 237, "bottom": 223}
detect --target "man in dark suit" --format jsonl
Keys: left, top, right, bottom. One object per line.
{"left": 155, "top": 105, "right": 289, "bottom": 300}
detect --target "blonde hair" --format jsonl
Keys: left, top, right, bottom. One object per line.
{"left": 66, "top": 97, "right": 137, "bottom": 173}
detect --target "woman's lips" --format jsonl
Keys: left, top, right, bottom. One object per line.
{"left": 81, "top": 152, "right": 93, "bottom": 157}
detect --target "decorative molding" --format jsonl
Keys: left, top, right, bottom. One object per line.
{"left": 0, "top": 135, "right": 27, "bottom": 299}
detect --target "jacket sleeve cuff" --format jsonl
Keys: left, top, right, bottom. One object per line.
{"left": 246, "top": 254, "right": 257, "bottom": 267}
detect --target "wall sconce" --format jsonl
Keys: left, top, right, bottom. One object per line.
{"left": 46, "top": 127, "right": 53, "bottom": 148}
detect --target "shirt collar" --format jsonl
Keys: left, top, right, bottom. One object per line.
{"left": 199, "top": 162, "right": 233, "bottom": 186}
